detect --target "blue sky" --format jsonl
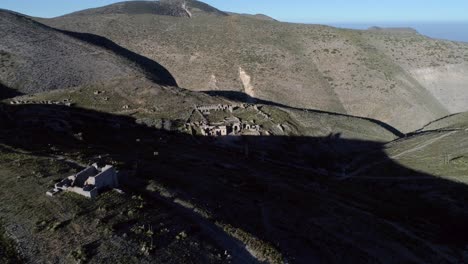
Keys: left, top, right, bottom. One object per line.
{"left": 1, "top": 0, "right": 467, "bottom": 23}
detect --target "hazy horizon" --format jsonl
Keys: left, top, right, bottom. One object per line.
{"left": 327, "top": 22, "right": 468, "bottom": 43}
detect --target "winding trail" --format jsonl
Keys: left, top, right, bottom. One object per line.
{"left": 389, "top": 131, "right": 457, "bottom": 160}
{"left": 144, "top": 189, "right": 260, "bottom": 264}
{"left": 340, "top": 130, "right": 458, "bottom": 180}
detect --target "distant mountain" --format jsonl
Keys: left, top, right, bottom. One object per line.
{"left": 0, "top": 9, "right": 176, "bottom": 94}
{"left": 334, "top": 22, "right": 468, "bottom": 43}
{"left": 367, "top": 26, "right": 419, "bottom": 34}
{"left": 226, "top": 12, "right": 276, "bottom": 21}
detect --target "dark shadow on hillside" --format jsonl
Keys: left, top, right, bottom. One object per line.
{"left": 57, "top": 30, "right": 178, "bottom": 87}
{"left": 0, "top": 82, "right": 23, "bottom": 100}
{"left": 204, "top": 90, "right": 405, "bottom": 137}
{"left": 1, "top": 102, "right": 468, "bottom": 263}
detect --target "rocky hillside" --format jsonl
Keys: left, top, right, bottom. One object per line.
{"left": 39, "top": 1, "right": 468, "bottom": 132}
{"left": 0, "top": 9, "right": 176, "bottom": 95}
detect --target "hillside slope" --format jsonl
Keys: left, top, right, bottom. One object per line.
{"left": 348, "top": 111, "right": 468, "bottom": 185}
{"left": 0, "top": 9, "right": 176, "bottom": 95}
{"left": 419, "top": 111, "right": 468, "bottom": 132}
{"left": 3, "top": 76, "right": 400, "bottom": 143}
{"left": 363, "top": 30, "right": 468, "bottom": 114}
{"left": 38, "top": 1, "right": 468, "bottom": 132}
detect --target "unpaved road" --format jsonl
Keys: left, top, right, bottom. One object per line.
{"left": 340, "top": 130, "right": 458, "bottom": 180}
{"left": 144, "top": 189, "right": 261, "bottom": 264}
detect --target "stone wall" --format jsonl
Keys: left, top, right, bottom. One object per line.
{"left": 10, "top": 99, "right": 72, "bottom": 106}
{"left": 89, "top": 166, "right": 118, "bottom": 189}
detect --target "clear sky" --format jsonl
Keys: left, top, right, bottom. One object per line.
{"left": 1, "top": 0, "right": 467, "bottom": 23}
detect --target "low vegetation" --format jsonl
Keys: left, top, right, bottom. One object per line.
{"left": 0, "top": 223, "right": 22, "bottom": 264}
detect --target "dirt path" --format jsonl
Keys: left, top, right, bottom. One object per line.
{"left": 340, "top": 131, "right": 458, "bottom": 180}
{"left": 145, "top": 190, "right": 260, "bottom": 264}
{"left": 389, "top": 131, "right": 457, "bottom": 159}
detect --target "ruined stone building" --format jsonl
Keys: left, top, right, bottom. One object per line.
{"left": 196, "top": 104, "right": 239, "bottom": 114}
{"left": 187, "top": 104, "right": 262, "bottom": 136}
{"left": 198, "top": 122, "right": 261, "bottom": 136}
{"left": 232, "top": 122, "right": 241, "bottom": 134}
{"left": 201, "top": 125, "right": 228, "bottom": 136}
{"left": 47, "top": 163, "right": 118, "bottom": 198}
{"left": 10, "top": 99, "right": 72, "bottom": 107}
{"left": 243, "top": 123, "right": 260, "bottom": 131}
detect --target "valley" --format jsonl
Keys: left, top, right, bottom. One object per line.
{"left": 0, "top": 1, "right": 467, "bottom": 263}
{"left": 36, "top": 1, "right": 468, "bottom": 132}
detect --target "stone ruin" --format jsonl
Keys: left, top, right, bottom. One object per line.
{"left": 10, "top": 99, "right": 72, "bottom": 107}
{"left": 186, "top": 104, "right": 262, "bottom": 136}
{"left": 47, "top": 163, "right": 118, "bottom": 198}
{"left": 200, "top": 124, "right": 228, "bottom": 136}
{"left": 197, "top": 122, "right": 260, "bottom": 136}
{"left": 195, "top": 104, "right": 248, "bottom": 115}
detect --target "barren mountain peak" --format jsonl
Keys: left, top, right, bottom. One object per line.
{"left": 60, "top": 0, "right": 227, "bottom": 18}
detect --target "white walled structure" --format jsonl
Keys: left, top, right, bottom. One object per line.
{"left": 49, "top": 163, "right": 118, "bottom": 198}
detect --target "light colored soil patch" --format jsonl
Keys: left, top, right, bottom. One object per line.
{"left": 239, "top": 67, "right": 255, "bottom": 98}
{"left": 410, "top": 63, "right": 468, "bottom": 113}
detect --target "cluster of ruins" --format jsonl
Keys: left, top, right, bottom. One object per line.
{"left": 47, "top": 163, "right": 118, "bottom": 198}
{"left": 199, "top": 122, "right": 261, "bottom": 136}
{"left": 10, "top": 99, "right": 72, "bottom": 107}
{"left": 186, "top": 104, "right": 264, "bottom": 136}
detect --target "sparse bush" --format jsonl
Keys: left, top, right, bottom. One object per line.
{"left": 0, "top": 224, "right": 22, "bottom": 263}
{"left": 216, "top": 222, "right": 283, "bottom": 264}
{"left": 70, "top": 246, "right": 89, "bottom": 263}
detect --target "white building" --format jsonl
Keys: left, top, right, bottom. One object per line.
{"left": 47, "top": 163, "right": 118, "bottom": 198}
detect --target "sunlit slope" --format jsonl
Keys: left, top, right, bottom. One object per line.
{"left": 420, "top": 112, "right": 468, "bottom": 131}
{"left": 350, "top": 112, "right": 468, "bottom": 183}
{"left": 39, "top": 1, "right": 468, "bottom": 132}
{"left": 364, "top": 31, "right": 468, "bottom": 114}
